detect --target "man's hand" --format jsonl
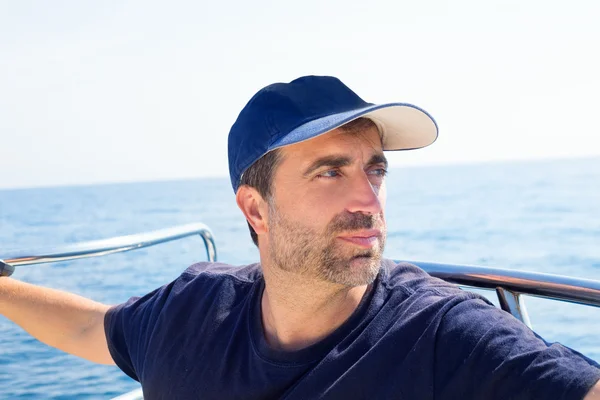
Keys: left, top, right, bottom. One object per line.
{"left": 0, "top": 277, "right": 114, "bottom": 365}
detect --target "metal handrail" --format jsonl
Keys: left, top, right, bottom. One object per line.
{"left": 412, "top": 260, "right": 600, "bottom": 307}
{"left": 408, "top": 260, "right": 600, "bottom": 329}
{"left": 0, "top": 223, "right": 217, "bottom": 273}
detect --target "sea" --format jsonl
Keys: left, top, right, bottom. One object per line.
{"left": 1, "top": 157, "right": 599, "bottom": 399}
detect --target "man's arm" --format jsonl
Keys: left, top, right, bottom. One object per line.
{"left": 0, "top": 277, "right": 115, "bottom": 365}
{"left": 434, "top": 294, "right": 600, "bottom": 399}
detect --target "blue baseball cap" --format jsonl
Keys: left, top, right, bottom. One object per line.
{"left": 228, "top": 75, "right": 438, "bottom": 192}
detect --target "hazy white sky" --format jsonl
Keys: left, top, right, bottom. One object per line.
{"left": 1, "top": 0, "right": 599, "bottom": 189}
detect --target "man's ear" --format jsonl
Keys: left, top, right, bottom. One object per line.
{"left": 236, "top": 185, "right": 268, "bottom": 235}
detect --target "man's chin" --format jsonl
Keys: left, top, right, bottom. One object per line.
{"left": 349, "top": 253, "right": 382, "bottom": 275}
{"left": 318, "top": 251, "right": 382, "bottom": 287}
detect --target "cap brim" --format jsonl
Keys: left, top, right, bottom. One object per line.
{"left": 269, "top": 103, "right": 438, "bottom": 151}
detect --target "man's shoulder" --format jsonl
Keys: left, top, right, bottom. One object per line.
{"left": 110, "top": 262, "right": 262, "bottom": 312}
{"left": 175, "top": 261, "right": 263, "bottom": 289}
{"left": 378, "top": 259, "right": 496, "bottom": 328}
{"left": 380, "top": 258, "right": 463, "bottom": 296}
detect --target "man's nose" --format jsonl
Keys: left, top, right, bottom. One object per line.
{"left": 345, "top": 173, "right": 384, "bottom": 215}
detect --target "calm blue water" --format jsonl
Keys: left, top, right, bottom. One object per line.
{"left": 1, "top": 157, "right": 600, "bottom": 399}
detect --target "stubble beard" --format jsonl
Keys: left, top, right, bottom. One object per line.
{"left": 266, "top": 201, "right": 386, "bottom": 287}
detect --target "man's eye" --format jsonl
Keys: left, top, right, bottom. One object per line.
{"left": 369, "top": 168, "right": 388, "bottom": 177}
{"left": 318, "top": 170, "right": 341, "bottom": 178}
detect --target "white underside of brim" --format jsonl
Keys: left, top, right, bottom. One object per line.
{"left": 239, "top": 104, "right": 437, "bottom": 187}
{"left": 266, "top": 103, "right": 438, "bottom": 154}
{"left": 361, "top": 105, "right": 438, "bottom": 150}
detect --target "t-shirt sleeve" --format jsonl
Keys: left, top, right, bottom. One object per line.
{"left": 104, "top": 281, "right": 177, "bottom": 382}
{"left": 434, "top": 296, "right": 600, "bottom": 400}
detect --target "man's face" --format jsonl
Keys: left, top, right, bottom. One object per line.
{"left": 265, "top": 124, "right": 387, "bottom": 287}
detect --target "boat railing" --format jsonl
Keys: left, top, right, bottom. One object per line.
{"left": 406, "top": 260, "right": 600, "bottom": 330}
{"left": 2, "top": 223, "right": 600, "bottom": 400}
{"left": 0, "top": 222, "right": 217, "bottom": 273}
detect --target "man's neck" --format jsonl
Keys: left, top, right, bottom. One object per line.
{"left": 259, "top": 263, "right": 369, "bottom": 352}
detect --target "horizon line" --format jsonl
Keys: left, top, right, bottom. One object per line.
{"left": 1, "top": 154, "right": 599, "bottom": 192}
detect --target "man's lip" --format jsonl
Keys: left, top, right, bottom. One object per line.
{"left": 337, "top": 229, "right": 381, "bottom": 239}
{"left": 336, "top": 230, "right": 382, "bottom": 247}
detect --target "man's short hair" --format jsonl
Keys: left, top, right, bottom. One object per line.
{"left": 239, "top": 149, "right": 283, "bottom": 246}
{"left": 239, "top": 117, "right": 378, "bottom": 247}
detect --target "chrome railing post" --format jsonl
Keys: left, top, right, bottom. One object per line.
{"left": 495, "top": 287, "right": 533, "bottom": 329}
{"left": 198, "top": 231, "right": 217, "bottom": 262}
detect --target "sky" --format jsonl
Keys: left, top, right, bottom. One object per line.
{"left": 1, "top": 0, "right": 599, "bottom": 189}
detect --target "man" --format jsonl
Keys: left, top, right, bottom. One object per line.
{"left": 1, "top": 76, "right": 599, "bottom": 399}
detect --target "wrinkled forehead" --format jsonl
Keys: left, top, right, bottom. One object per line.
{"left": 277, "top": 122, "right": 384, "bottom": 161}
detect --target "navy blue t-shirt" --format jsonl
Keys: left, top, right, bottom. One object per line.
{"left": 105, "top": 260, "right": 600, "bottom": 399}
